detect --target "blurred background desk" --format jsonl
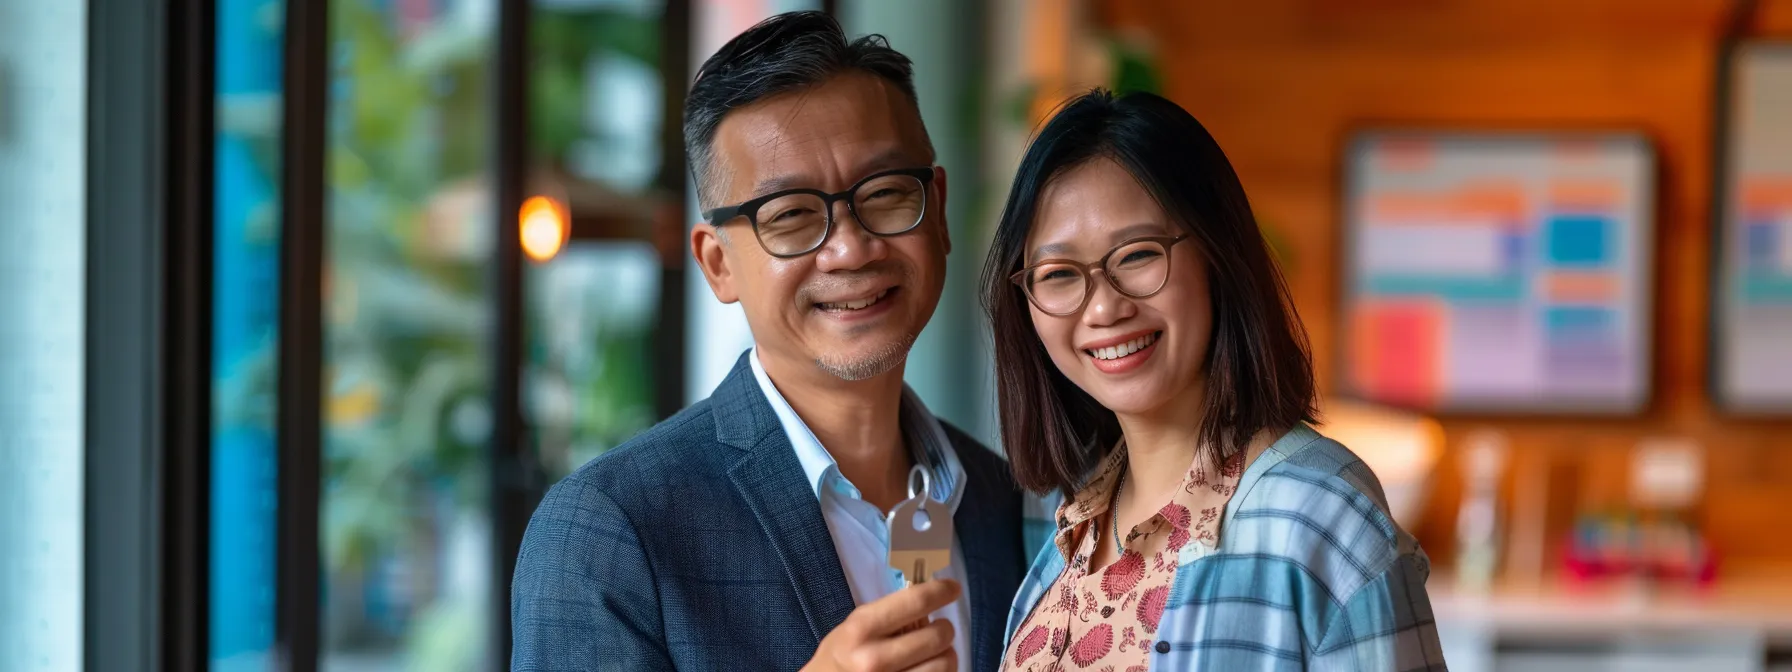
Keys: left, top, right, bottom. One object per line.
{"left": 1435, "top": 573, "right": 1792, "bottom": 672}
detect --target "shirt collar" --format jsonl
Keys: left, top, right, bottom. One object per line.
{"left": 748, "top": 347, "right": 965, "bottom": 513}
{"left": 1050, "top": 438, "right": 1246, "bottom": 561}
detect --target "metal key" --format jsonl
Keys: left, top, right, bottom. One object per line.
{"left": 887, "top": 464, "right": 954, "bottom": 633}
{"left": 888, "top": 464, "right": 954, "bottom": 586}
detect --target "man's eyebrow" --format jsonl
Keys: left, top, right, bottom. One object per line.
{"left": 851, "top": 147, "right": 924, "bottom": 177}
{"left": 750, "top": 173, "right": 815, "bottom": 197}
{"left": 746, "top": 148, "right": 927, "bottom": 199}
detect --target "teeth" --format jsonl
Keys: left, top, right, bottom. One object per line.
{"left": 1088, "top": 332, "right": 1159, "bottom": 361}
{"left": 820, "top": 289, "right": 889, "bottom": 312}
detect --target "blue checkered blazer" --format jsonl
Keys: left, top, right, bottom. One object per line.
{"left": 511, "top": 352, "right": 1029, "bottom": 671}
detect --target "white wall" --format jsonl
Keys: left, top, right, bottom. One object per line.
{"left": 0, "top": 1, "right": 87, "bottom": 670}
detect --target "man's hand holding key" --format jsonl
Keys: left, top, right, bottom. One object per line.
{"left": 803, "top": 466, "right": 960, "bottom": 672}
{"left": 802, "top": 579, "right": 961, "bottom": 672}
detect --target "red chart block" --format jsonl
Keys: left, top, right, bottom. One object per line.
{"left": 1351, "top": 300, "right": 1445, "bottom": 409}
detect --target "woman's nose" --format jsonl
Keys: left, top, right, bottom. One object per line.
{"left": 1081, "top": 273, "right": 1136, "bottom": 327}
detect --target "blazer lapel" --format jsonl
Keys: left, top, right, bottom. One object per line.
{"left": 951, "top": 446, "right": 1026, "bottom": 671}
{"left": 714, "top": 353, "right": 858, "bottom": 645}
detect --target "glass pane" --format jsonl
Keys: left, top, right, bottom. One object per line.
{"left": 0, "top": 3, "right": 87, "bottom": 671}
{"left": 210, "top": 0, "right": 285, "bottom": 668}
{"left": 526, "top": 0, "right": 668, "bottom": 479}
{"left": 526, "top": 241, "right": 662, "bottom": 478}
{"left": 322, "top": 1, "right": 495, "bottom": 669}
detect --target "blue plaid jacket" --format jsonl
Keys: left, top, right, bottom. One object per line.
{"left": 1005, "top": 425, "right": 1448, "bottom": 671}
{"left": 511, "top": 352, "right": 1030, "bottom": 671}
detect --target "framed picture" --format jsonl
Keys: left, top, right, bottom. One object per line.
{"left": 1713, "top": 41, "right": 1792, "bottom": 415}
{"left": 1339, "top": 129, "right": 1657, "bottom": 415}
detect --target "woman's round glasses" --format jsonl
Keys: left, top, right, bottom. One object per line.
{"left": 701, "top": 167, "right": 936, "bottom": 259}
{"left": 1010, "top": 234, "right": 1191, "bottom": 316}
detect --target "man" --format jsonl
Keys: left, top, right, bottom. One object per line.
{"left": 511, "top": 11, "right": 1028, "bottom": 672}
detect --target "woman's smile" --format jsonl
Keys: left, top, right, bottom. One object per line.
{"left": 1081, "top": 329, "right": 1162, "bottom": 374}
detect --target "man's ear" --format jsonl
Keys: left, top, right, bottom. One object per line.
{"left": 690, "top": 222, "right": 739, "bottom": 304}
{"left": 933, "top": 165, "right": 951, "bottom": 255}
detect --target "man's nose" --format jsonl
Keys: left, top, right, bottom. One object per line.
{"left": 812, "top": 201, "right": 887, "bottom": 272}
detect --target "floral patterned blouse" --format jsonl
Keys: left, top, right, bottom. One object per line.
{"left": 1002, "top": 444, "right": 1245, "bottom": 671}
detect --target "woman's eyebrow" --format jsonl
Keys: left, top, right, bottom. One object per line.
{"left": 1107, "top": 222, "right": 1166, "bottom": 242}
{"left": 1027, "top": 242, "right": 1069, "bottom": 265}
{"left": 1027, "top": 222, "right": 1164, "bottom": 264}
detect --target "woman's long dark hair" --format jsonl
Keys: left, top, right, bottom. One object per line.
{"left": 981, "top": 89, "right": 1317, "bottom": 496}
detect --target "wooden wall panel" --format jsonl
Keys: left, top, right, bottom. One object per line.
{"left": 1097, "top": 0, "right": 1792, "bottom": 572}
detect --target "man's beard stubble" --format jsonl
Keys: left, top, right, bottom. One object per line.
{"left": 800, "top": 260, "right": 919, "bottom": 382}
{"left": 815, "top": 331, "right": 916, "bottom": 382}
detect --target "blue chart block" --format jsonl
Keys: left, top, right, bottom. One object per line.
{"left": 1544, "top": 306, "right": 1615, "bottom": 343}
{"left": 1502, "top": 232, "right": 1527, "bottom": 269}
{"left": 1364, "top": 275, "right": 1527, "bottom": 302}
{"left": 1742, "top": 274, "right": 1792, "bottom": 304}
{"left": 1545, "top": 215, "right": 1612, "bottom": 268}
{"left": 1745, "top": 222, "right": 1779, "bottom": 271}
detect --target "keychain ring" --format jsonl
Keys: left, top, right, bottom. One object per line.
{"left": 907, "top": 464, "right": 932, "bottom": 502}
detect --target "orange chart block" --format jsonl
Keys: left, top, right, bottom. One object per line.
{"left": 1548, "top": 180, "right": 1623, "bottom": 211}
{"left": 1741, "top": 179, "right": 1792, "bottom": 212}
{"left": 1544, "top": 271, "right": 1621, "bottom": 304}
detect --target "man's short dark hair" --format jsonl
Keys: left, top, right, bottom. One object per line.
{"left": 683, "top": 10, "right": 927, "bottom": 207}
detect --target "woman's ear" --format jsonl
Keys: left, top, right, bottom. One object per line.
{"left": 690, "top": 223, "right": 739, "bottom": 304}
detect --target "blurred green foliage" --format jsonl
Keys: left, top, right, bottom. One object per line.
{"left": 325, "top": 0, "right": 495, "bottom": 579}
{"left": 306, "top": 2, "right": 663, "bottom": 666}
{"left": 529, "top": 9, "right": 658, "bottom": 161}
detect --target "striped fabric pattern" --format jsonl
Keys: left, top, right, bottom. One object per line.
{"left": 1004, "top": 424, "right": 1448, "bottom": 671}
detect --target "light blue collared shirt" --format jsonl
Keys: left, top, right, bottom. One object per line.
{"left": 749, "top": 349, "right": 972, "bottom": 668}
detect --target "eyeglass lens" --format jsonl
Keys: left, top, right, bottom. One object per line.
{"left": 752, "top": 173, "right": 927, "bottom": 256}
{"left": 1023, "top": 239, "right": 1172, "bottom": 314}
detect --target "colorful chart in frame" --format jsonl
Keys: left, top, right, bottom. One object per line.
{"left": 1716, "top": 43, "right": 1792, "bottom": 414}
{"left": 1342, "top": 132, "right": 1655, "bottom": 414}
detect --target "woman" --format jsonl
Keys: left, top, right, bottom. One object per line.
{"left": 982, "top": 89, "right": 1444, "bottom": 671}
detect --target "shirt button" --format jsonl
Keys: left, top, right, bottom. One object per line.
{"left": 1155, "top": 641, "right": 1171, "bottom": 654}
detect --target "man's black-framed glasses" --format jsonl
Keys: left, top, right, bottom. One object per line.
{"left": 702, "top": 166, "right": 936, "bottom": 258}
{"left": 1011, "top": 234, "right": 1191, "bottom": 316}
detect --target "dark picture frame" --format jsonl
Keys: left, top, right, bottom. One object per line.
{"left": 1336, "top": 127, "right": 1659, "bottom": 417}
{"left": 1709, "top": 38, "right": 1792, "bottom": 417}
